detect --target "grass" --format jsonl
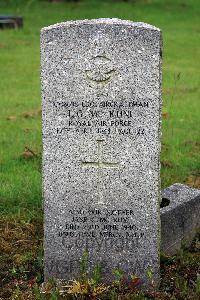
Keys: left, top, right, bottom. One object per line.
{"left": 0, "top": 0, "right": 199, "bottom": 299}
{"left": 0, "top": 0, "right": 200, "bottom": 216}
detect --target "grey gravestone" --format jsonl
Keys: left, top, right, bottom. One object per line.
{"left": 0, "top": 16, "right": 23, "bottom": 29}
{"left": 41, "top": 19, "right": 162, "bottom": 286}
{"left": 161, "top": 183, "right": 200, "bottom": 255}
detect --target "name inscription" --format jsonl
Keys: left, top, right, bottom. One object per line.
{"left": 51, "top": 100, "right": 149, "bottom": 136}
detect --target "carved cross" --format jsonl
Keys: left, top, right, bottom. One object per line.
{"left": 81, "top": 139, "right": 120, "bottom": 204}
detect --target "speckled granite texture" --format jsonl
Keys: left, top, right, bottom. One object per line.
{"left": 41, "top": 18, "right": 162, "bottom": 286}
{"left": 161, "top": 183, "right": 200, "bottom": 255}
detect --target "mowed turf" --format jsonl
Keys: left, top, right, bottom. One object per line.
{"left": 0, "top": 0, "right": 199, "bottom": 216}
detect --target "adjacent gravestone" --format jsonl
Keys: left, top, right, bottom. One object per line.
{"left": 161, "top": 183, "right": 200, "bottom": 255}
{"left": 41, "top": 19, "right": 162, "bottom": 286}
{"left": 0, "top": 16, "right": 23, "bottom": 29}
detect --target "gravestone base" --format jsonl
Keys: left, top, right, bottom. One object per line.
{"left": 161, "top": 183, "right": 200, "bottom": 255}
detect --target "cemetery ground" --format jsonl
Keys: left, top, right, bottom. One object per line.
{"left": 0, "top": 0, "right": 199, "bottom": 299}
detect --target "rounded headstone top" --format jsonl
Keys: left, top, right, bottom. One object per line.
{"left": 41, "top": 18, "right": 160, "bottom": 33}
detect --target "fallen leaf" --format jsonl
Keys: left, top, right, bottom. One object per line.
{"left": 162, "top": 143, "right": 169, "bottom": 152}
{"left": 6, "top": 116, "right": 16, "bottom": 121}
{"left": 162, "top": 112, "right": 169, "bottom": 119}
{"left": 22, "top": 151, "right": 34, "bottom": 159}
{"left": 129, "top": 275, "right": 141, "bottom": 289}
{"left": 161, "top": 160, "right": 174, "bottom": 168}
{"left": 22, "top": 112, "right": 34, "bottom": 118}
{"left": 23, "top": 128, "right": 31, "bottom": 133}
{"left": 185, "top": 175, "right": 200, "bottom": 189}
{"left": 22, "top": 147, "right": 37, "bottom": 159}
{"left": 0, "top": 43, "right": 6, "bottom": 48}
{"left": 21, "top": 108, "right": 41, "bottom": 119}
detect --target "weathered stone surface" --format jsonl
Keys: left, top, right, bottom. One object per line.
{"left": 161, "top": 183, "right": 200, "bottom": 255}
{"left": 41, "top": 19, "right": 162, "bottom": 285}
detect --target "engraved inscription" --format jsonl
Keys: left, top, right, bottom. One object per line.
{"left": 52, "top": 99, "right": 149, "bottom": 136}
{"left": 58, "top": 208, "right": 145, "bottom": 252}
{"left": 85, "top": 55, "right": 115, "bottom": 87}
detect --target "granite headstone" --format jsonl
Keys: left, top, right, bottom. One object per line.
{"left": 41, "top": 19, "right": 162, "bottom": 286}
{"left": 161, "top": 183, "right": 200, "bottom": 255}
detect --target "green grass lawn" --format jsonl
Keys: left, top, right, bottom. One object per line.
{"left": 0, "top": 0, "right": 200, "bottom": 216}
